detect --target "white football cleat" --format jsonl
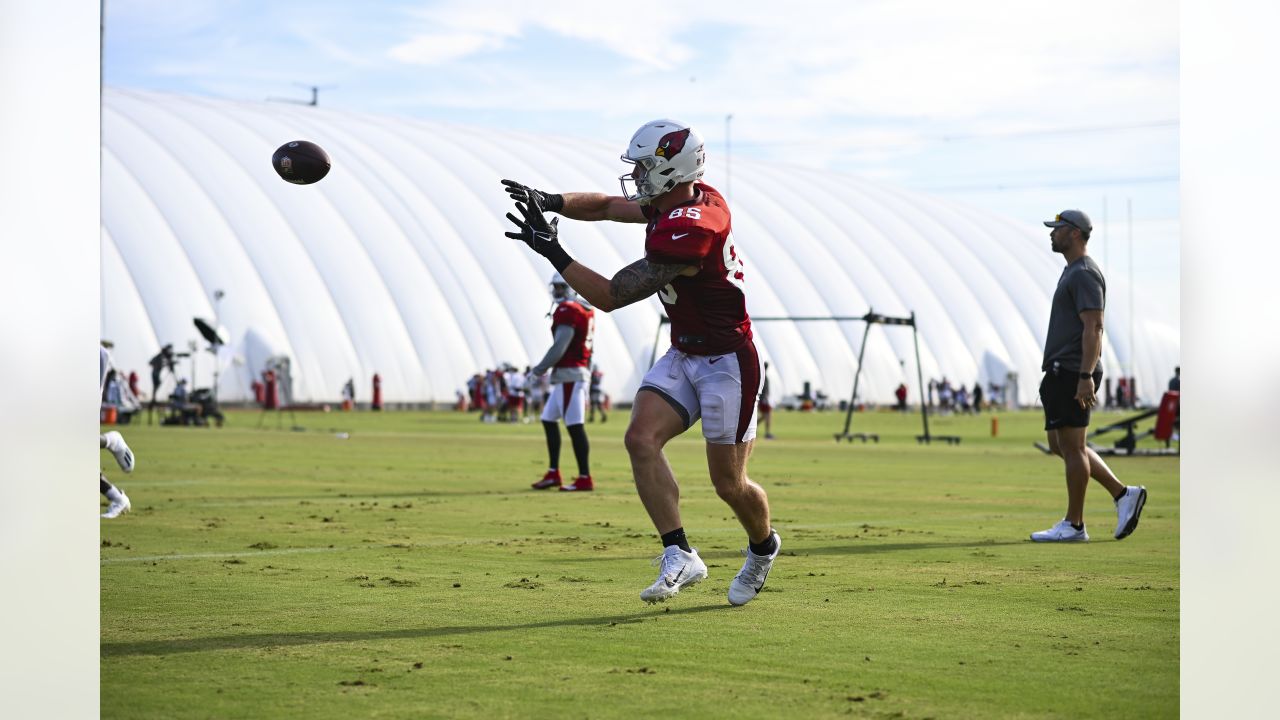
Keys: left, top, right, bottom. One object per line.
{"left": 639, "top": 546, "right": 708, "bottom": 603}
{"left": 1030, "top": 520, "right": 1088, "bottom": 542}
{"left": 102, "top": 431, "right": 135, "bottom": 473}
{"left": 728, "top": 531, "right": 781, "bottom": 606}
{"left": 101, "top": 491, "right": 131, "bottom": 519}
{"left": 1114, "top": 486, "right": 1148, "bottom": 540}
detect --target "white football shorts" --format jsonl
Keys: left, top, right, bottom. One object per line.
{"left": 639, "top": 343, "right": 762, "bottom": 444}
{"left": 541, "top": 379, "right": 588, "bottom": 426}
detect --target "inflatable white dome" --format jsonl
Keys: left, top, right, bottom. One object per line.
{"left": 101, "top": 88, "right": 1178, "bottom": 407}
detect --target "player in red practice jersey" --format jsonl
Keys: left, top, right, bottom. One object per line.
{"left": 529, "top": 273, "right": 596, "bottom": 492}
{"left": 503, "top": 118, "right": 779, "bottom": 606}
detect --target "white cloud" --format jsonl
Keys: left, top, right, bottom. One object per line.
{"left": 105, "top": 0, "right": 230, "bottom": 36}
{"left": 293, "top": 27, "right": 383, "bottom": 69}
{"left": 109, "top": 1, "right": 1177, "bottom": 138}
{"left": 709, "top": 1, "right": 1178, "bottom": 126}
{"left": 388, "top": 32, "right": 508, "bottom": 65}
{"left": 104, "top": 0, "right": 1180, "bottom": 223}
{"left": 387, "top": 0, "right": 694, "bottom": 70}
{"left": 536, "top": 14, "right": 692, "bottom": 71}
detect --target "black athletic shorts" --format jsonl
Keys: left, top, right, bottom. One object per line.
{"left": 1040, "top": 367, "right": 1103, "bottom": 431}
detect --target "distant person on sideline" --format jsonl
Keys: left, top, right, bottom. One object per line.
{"left": 1031, "top": 209, "right": 1146, "bottom": 543}
{"left": 148, "top": 343, "right": 176, "bottom": 421}
{"left": 100, "top": 346, "right": 134, "bottom": 518}
{"left": 1168, "top": 366, "right": 1180, "bottom": 392}
{"left": 588, "top": 364, "right": 608, "bottom": 423}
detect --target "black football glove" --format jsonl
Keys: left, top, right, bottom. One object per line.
{"left": 505, "top": 195, "right": 574, "bottom": 273}
{"left": 501, "top": 179, "right": 564, "bottom": 213}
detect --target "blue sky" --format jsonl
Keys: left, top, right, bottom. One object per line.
{"left": 103, "top": 0, "right": 1180, "bottom": 324}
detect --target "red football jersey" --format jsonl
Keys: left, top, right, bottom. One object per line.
{"left": 643, "top": 182, "right": 751, "bottom": 355}
{"left": 552, "top": 300, "right": 595, "bottom": 368}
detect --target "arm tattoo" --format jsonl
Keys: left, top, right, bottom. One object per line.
{"left": 609, "top": 258, "right": 690, "bottom": 309}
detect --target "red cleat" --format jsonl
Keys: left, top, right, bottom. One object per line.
{"left": 560, "top": 475, "right": 594, "bottom": 492}
{"left": 532, "top": 469, "right": 562, "bottom": 490}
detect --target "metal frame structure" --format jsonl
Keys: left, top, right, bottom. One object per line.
{"left": 648, "top": 311, "right": 956, "bottom": 445}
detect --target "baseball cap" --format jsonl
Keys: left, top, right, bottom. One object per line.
{"left": 1044, "top": 209, "right": 1092, "bottom": 235}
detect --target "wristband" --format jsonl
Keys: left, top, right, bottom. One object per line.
{"left": 543, "top": 193, "right": 565, "bottom": 213}
{"left": 545, "top": 244, "right": 574, "bottom": 273}
{"left": 1078, "top": 371, "right": 1093, "bottom": 380}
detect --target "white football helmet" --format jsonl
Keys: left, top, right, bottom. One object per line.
{"left": 619, "top": 119, "right": 707, "bottom": 204}
{"left": 549, "top": 272, "right": 576, "bottom": 303}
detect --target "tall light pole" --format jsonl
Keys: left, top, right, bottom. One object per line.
{"left": 213, "top": 289, "right": 225, "bottom": 400}
{"left": 1127, "top": 199, "right": 1135, "bottom": 402}
{"left": 1102, "top": 195, "right": 1109, "bottom": 271}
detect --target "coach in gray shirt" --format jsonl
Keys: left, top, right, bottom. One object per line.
{"left": 1030, "top": 209, "right": 1147, "bottom": 543}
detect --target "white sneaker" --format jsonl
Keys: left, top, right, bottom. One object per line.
{"left": 728, "top": 531, "right": 781, "bottom": 606}
{"left": 102, "top": 431, "right": 135, "bottom": 473}
{"left": 639, "top": 546, "right": 708, "bottom": 603}
{"left": 1114, "top": 486, "right": 1148, "bottom": 540}
{"left": 1030, "top": 520, "right": 1088, "bottom": 542}
{"left": 101, "top": 491, "right": 131, "bottom": 519}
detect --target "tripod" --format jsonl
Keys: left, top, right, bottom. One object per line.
{"left": 147, "top": 362, "right": 182, "bottom": 426}
{"left": 256, "top": 402, "right": 302, "bottom": 431}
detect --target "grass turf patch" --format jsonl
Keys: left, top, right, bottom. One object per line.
{"left": 101, "top": 407, "right": 1178, "bottom": 719}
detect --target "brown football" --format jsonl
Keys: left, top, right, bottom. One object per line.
{"left": 272, "top": 140, "right": 331, "bottom": 185}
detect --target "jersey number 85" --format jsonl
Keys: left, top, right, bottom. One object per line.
{"left": 658, "top": 233, "right": 745, "bottom": 304}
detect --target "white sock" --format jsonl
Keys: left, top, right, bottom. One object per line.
{"left": 105, "top": 487, "right": 125, "bottom": 503}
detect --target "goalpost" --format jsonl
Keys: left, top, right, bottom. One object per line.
{"left": 647, "top": 310, "right": 956, "bottom": 445}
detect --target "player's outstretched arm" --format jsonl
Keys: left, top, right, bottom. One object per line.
{"left": 561, "top": 192, "right": 646, "bottom": 223}
{"left": 502, "top": 179, "right": 644, "bottom": 223}
{"left": 563, "top": 258, "right": 692, "bottom": 313}
{"left": 507, "top": 196, "right": 686, "bottom": 311}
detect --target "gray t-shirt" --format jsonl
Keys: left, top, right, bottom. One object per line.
{"left": 1042, "top": 255, "right": 1106, "bottom": 373}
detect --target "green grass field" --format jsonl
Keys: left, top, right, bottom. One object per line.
{"left": 100, "top": 407, "right": 1178, "bottom": 719}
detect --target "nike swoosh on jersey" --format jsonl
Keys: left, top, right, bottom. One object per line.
{"left": 672, "top": 232, "right": 689, "bottom": 240}
{"left": 709, "top": 356, "right": 724, "bottom": 365}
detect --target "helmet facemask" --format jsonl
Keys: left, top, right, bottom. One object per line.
{"left": 551, "top": 282, "right": 573, "bottom": 303}
{"left": 549, "top": 273, "right": 576, "bottom": 304}
{"left": 619, "top": 155, "right": 667, "bottom": 205}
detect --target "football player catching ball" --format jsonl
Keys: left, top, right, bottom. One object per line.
{"left": 503, "top": 119, "right": 779, "bottom": 606}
